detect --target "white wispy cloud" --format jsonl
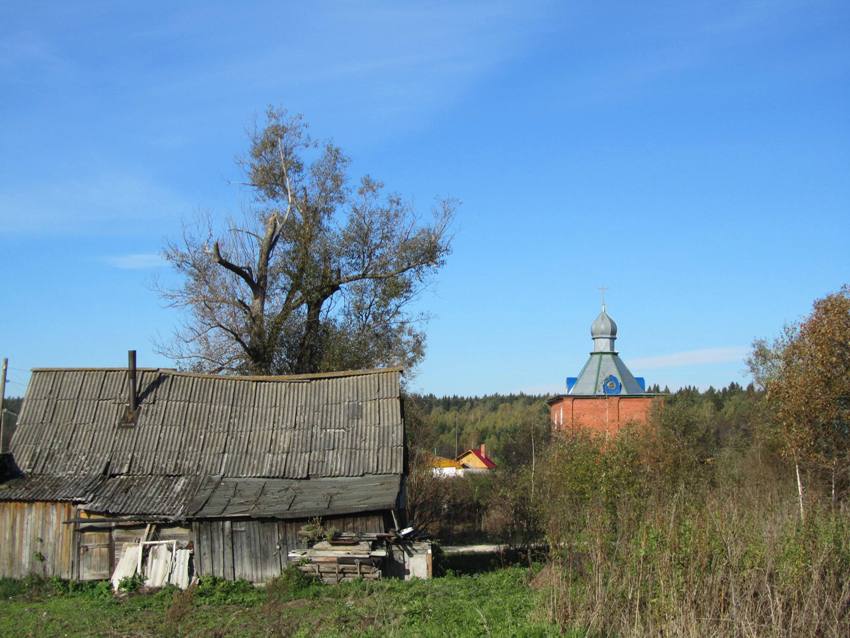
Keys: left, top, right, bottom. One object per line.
{"left": 103, "top": 253, "right": 164, "bottom": 269}
{"left": 627, "top": 347, "right": 749, "bottom": 370}
{"left": 136, "top": 0, "right": 560, "bottom": 135}
{"left": 0, "top": 171, "right": 189, "bottom": 233}
{"left": 554, "top": 0, "right": 816, "bottom": 109}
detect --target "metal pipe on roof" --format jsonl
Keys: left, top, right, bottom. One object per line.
{"left": 128, "top": 350, "right": 138, "bottom": 412}
{"left": 0, "top": 358, "right": 7, "bottom": 454}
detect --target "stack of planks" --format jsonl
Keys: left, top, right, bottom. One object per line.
{"left": 290, "top": 540, "right": 385, "bottom": 584}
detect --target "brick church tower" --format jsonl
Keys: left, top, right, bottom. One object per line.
{"left": 548, "top": 305, "right": 658, "bottom": 435}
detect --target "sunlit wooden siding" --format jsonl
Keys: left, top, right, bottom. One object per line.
{"left": 77, "top": 512, "right": 111, "bottom": 580}
{"left": 0, "top": 501, "right": 74, "bottom": 579}
{"left": 193, "top": 513, "right": 386, "bottom": 583}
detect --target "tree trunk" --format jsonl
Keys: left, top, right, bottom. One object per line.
{"left": 530, "top": 425, "right": 536, "bottom": 502}
{"left": 831, "top": 461, "right": 836, "bottom": 509}
{"left": 795, "top": 459, "right": 805, "bottom": 523}
{"left": 293, "top": 295, "right": 331, "bottom": 374}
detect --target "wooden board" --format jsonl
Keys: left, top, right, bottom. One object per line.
{"left": 78, "top": 525, "right": 112, "bottom": 581}
{"left": 0, "top": 501, "right": 75, "bottom": 579}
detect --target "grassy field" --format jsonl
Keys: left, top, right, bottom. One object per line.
{"left": 0, "top": 567, "right": 560, "bottom": 638}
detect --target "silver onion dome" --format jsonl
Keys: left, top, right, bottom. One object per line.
{"left": 591, "top": 307, "right": 618, "bottom": 339}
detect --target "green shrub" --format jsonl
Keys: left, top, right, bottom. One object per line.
{"left": 266, "top": 564, "right": 320, "bottom": 601}
{"left": 117, "top": 572, "right": 144, "bottom": 593}
{"left": 0, "top": 575, "right": 114, "bottom": 601}
{"left": 0, "top": 577, "right": 28, "bottom": 599}
{"left": 83, "top": 580, "right": 115, "bottom": 600}
{"left": 194, "top": 575, "right": 261, "bottom": 605}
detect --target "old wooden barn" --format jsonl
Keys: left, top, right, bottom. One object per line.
{"left": 0, "top": 362, "right": 405, "bottom": 583}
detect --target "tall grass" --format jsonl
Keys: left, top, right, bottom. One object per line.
{"left": 540, "top": 430, "right": 850, "bottom": 637}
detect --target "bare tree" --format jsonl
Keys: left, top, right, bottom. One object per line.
{"left": 160, "top": 108, "right": 455, "bottom": 375}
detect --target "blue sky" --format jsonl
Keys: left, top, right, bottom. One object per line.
{"left": 1, "top": 0, "right": 848, "bottom": 397}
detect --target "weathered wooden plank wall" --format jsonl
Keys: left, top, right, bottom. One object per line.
{"left": 78, "top": 528, "right": 111, "bottom": 580}
{"left": 0, "top": 502, "right": 387, "bottom": 583}
{"left": 75, "top": 515, "right": 191, "bottom": 581}
{"left": 194, "top": 513, "right": 386, "bottom": 582}
{"left": 0, "top": 501, "right": 75, "bottom": 579}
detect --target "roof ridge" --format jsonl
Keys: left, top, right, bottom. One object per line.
{"left": 31, "top": 367, "right": 173, "bottom": 372}
{"left": 28, "top": 366, "right": 404, "bottom": 381}
{"left": 164, "top": 366, "right": 404, "bottom": 381}
{"left": 466, "top": 449, "right": 497, "bottom": 468}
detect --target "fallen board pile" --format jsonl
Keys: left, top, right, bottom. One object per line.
{"left": 289, "top": 540, "right": 386, "bottom": 584}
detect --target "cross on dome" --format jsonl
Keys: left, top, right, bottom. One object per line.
{"left": 564, "top": 303, "right": 647, "bottom": 396}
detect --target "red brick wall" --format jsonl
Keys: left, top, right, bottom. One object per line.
{"left": 549, "top": 396, "right": 657, "bottom": 436}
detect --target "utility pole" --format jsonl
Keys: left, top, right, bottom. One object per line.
{"left": 0, "top": 358, "right": 7, "bottom": 454}
{"left": 454, "top": 413, "right": 459, "bottom": 458}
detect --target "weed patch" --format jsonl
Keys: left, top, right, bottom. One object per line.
{"left": 194, "top": 576, "right": 262, "bottom": 606}
{"left": 0, "top": 567, "right": 554, "bottom": 637}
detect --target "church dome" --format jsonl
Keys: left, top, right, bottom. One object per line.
{"left": 591, "top": 308, "right": 617, "bottom": 339}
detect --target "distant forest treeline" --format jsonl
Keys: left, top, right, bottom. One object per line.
{"left": 407, "top": 382, "right": 759, "bottom": 463}
{"left": 407, "top": 393, "right": 547, "bottom": 461}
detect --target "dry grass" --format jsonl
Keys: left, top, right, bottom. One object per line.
{"left": 541, "top": 438, "right": 850, "bottom": 637}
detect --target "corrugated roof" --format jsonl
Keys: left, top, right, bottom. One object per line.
{"left": 0, "top": 475, "right": 102, "bottom": 502}
{"left": 81, "top": 475, "right": 206, "bottom": 518}
{"left": 11, "top": 367, "right": 403, "bottom": 479}
{"left": 3, "top": 367, "right": 405, "bottom": 519}
{"left": 187, "top": 475, "right": 401, "bottom": 519}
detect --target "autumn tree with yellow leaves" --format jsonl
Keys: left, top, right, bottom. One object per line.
{"left": 749, "top": 285, "right": 850, "bottom": 520}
